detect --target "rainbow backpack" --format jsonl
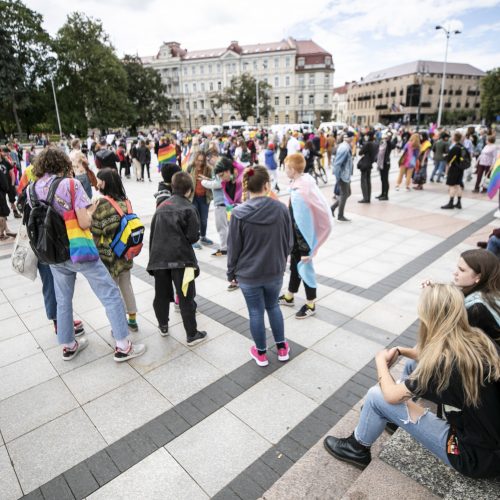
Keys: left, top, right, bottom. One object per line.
{"left": 104, "top": 196, "right": 145, "bottom": 261}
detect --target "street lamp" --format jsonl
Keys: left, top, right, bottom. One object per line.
{"left": 47, "top": 53, "right": 63, "bottom": 138}
{"left": 435, "top": 25, "right": 461, "bottom": 128}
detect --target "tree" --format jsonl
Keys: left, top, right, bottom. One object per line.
{"left": 481, "top": 68, "right": 500, "bottom": 124}
{"left": 53, "top": 12, "right": 130, "bottom": 134}
{"left": 122, "top": 55, "right": 171, "bottom": 133}
{"left": 214, "top": 73, "right": 272, "bottom": 122}
{"left": 0, "top": 0, "right": 52, "bottom": 136}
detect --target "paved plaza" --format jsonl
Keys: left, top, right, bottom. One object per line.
{"left": 0, "top": 158, "right": 496, "bottom": 499}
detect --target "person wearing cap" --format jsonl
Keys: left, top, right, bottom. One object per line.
{"left": 331, "top": 132, "right": 354, "bottom": 221}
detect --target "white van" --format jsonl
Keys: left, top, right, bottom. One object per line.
{"left": 199, "top": 125, "right": 221, "bottom": 135}
{"left": 319, "top": 121, "right": 347, "bottom": 132}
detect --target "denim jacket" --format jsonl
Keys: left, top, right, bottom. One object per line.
{"left": 333, "top": 141, "right": 353, "bottom": 183}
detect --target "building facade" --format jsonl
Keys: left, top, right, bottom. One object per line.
{"left": 345, "top": 60, "right": 485, "bottom": 126}
{"left": 142, "top": 38, "right": 334, "bottom": 129}
{"left": 332, "top": 83, "right": 349, "bottom": 123}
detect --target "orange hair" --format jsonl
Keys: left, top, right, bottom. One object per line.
{"left": 285, "top": 153, "right": 305, "bottom": 174}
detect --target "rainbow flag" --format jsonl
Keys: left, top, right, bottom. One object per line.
{"left": 181, "top": 148, "right": 191, "bottom": 171}
{"left": 487, "top": 154, "right": 500, "bottom": 199}
{"left": 157, "top": 144, "right": 176, "bottom": 166}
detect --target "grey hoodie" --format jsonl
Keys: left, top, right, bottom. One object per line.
{"left": 227, "top": 196, "right": 293, "bottom": 284}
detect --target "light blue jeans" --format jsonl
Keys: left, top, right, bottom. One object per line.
{"left": 354, "top": 384, "right": 451, "bottom": 466}
{"left": 50, "top": 259, "right": 128, "bottom": 345}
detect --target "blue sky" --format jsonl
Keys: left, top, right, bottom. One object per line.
{"left": 26, "top": 0, "right": 500, "bottom": 85}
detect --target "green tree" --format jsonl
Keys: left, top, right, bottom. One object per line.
{"left": 214, "top": 73, "right": 272, "bottom": 122}
{"left": 480, "top": 68, "right": 500, "bottom": 124}
{"left": 122, "top": 55, "right": 171, "bottom": 133}
{"left": 53, "top": 12, "right": 130, "bottom": 134}
{"left": 0, "top": 0, "right": 52, "bottom": 136}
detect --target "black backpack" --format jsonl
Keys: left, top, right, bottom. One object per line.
{"left": 457, "top": 146, "right": 471, "bottom": 171}
{"left": 26, "top": 177, "right": 70, "bottom": 264}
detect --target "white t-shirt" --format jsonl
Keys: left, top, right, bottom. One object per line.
{"left": 287, "top": 136, "right": 301, "bottom": 155}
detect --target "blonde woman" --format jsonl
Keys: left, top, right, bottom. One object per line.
{"left": 395, "top": 133, "right": 420, "bottom": 191}
{"left": 324, "top": 284, "right": 500, "bottom": 479}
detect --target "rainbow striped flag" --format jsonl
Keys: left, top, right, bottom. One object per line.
{"left": 487, "top": 155, "right": 500, "bottom": 199}
{"left": 157, "top": 144, "right": 176, "bottom": 165}
{"left": 181, "top": 148, "right": 191, "bottom": 171}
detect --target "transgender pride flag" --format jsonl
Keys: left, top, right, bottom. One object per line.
{"left": 487, "top": 154, "right": 500, "bottom": 199}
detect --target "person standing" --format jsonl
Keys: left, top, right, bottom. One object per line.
{"left": 147, "top": 171, "right": 207, "bottom": 345}
{"left": 412, "top": 132, "right": 432, "bottom": 190}
{"left": 287, "top": 132, "right": 301, "bottom": 156}
{"left": 264, "top": 143, "right": 279, "bottom": 192}
{"left": 441, "top": 132, "right": 468, "bottom": 210}
{"left": 395, "top": 133, "right": 420, "bottom": 191}
{"left": 279, "top": 154, "right": 333, "bottom": 318}
{"left": 91, "top": 168, "right": 140, "bottom": 332}
{"left": 227, "top": 166, "right": 293, "bottom": 366}
{"left": 188, "top": 152, "right": 213, "bottom": 247}
{"left": 326, "top": 133, "right": 336, "bottom": 169}
{"left": 375, "top": 132, "right": 395, "bottom": 201}
{"left": 474, "top": 136, "right": 497, "bottom": 193}
{"left": 278, "top": 135, "right": 288, "bottom": 170}
{"left": 357, "top": 132, "right": 378, "bottom": 203}
{"left": 331, "top": 131, "right": 354, "bottom": 221}
{"left": 130, "top": 140, "right": 142, "bottom": 181}
{"left": 429, "top": 133, "right": 449, "bottom": 183}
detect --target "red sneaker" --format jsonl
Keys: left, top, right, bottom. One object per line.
{"left": 250, "top": 346, "right": 269, "bottom": 367}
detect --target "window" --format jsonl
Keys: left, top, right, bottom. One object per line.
{"left": 274, "top": 96, "right": 279, "bottom": 106}
{"left": 200, "top": 65, "right": 204, "bottom": 74}
{"left": 274, "top": 57, "right": 279, "bottom": 69}
{"left": 324, "top": 74, "right": 330, "bottom": 86}
{"left": 253, "top": 60, "right": 257, "bottom": 71}
{"left": 285, "top": 114, "right": 289, "bottom": 122}
{"left": 309, "top": 94, "right": 314, "bottom": 105}
{"left": 201, "top": 82, "right": 205, "bottom": 92}
{"left": 184, "top": 83, "right": 188, "bottom": 93}
{"left": 285, "top": 56, "right": 291, "bottom": 68}
{"left": 285, "top": 76, "right": 290, "bottom": 87}
{"left": 193, "top": 83, "right": 197, "bottom": 92}
{"left": 263, "top": 59, "right": 268, "bottom": 70}
{"left": 324, "top": 94, "right": 329, "bottom": 104}
{"left": 309, "top": 73, "right": 315, "bottom": 86}
{"left": 200, "top": 100, "right": 205, "bottom": 109}
{"left": 183, "top": 67, "right": 187, "bottom": 75}
{"left": 274, "top": 76, "right": 279, "bottom": 87}
{"left": 208, "top": 64, "right": 212, "bottom": 74}
{"left": 298, "top": 75, "right": 305, "bottom": 88}
{"left": 263, "top": 77, "right": 268, "bottom": 84}
{"left": 325, "top": 56, "right": 332, "bottom": 65}
{"left": 191, "top": 66, "right": 196, "bottom": 75}
{"left": 274, "top": 115, "right": 279, "bottom": 124}
{"left": 194, "top": 101, "right": 198, "bottom": 110}
{"left": 285, "top": 95, "right": 290, "bottom": 105}
{"left": 298, "top": 94, "right": 303, "bottom": 105}
{"left": 217, "top": 81, "right": 222, "bottom": 90}
{"left": 217, "top": 63, "right": 221, "bottom": 74}
{"left": 297, "top": 57, "right": 305, "bottom": 66}
{"left": 232, "top": 62, "right": 236, "bottom": 73}
{"left": 209, "top": 82, "right": 214, "bottom": 91}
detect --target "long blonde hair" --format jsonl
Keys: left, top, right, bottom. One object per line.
{"left": 411, "top": 284, "right": 500, "bottom": 407}
{"left": 409, "top": 133, "right": 421, "bottom": 150}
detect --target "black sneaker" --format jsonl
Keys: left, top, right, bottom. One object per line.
{"left": 113, "top": 342, "right": 146, "bottom": 362}
{"left": 212, "top": 249, "right": 227, "bottom": 256}
{"left": 187, "top": 331, "right": 207, "bottom": 346}
{"left": 278, "top": 294, "right": 295, "bottom": 306}
{"left": 227, "top": 281, "right": 239, "bottom": 292}
{"left": 62, "top": 338, "right": 89, "bottom": 361}
{"left": 296, "top": 304, "right": 316, "bottom": 319}
{"left": 159, "top": 325, "right": 169, "bottom": 337}
{"left": 323, "top": 433, "right": 371, "bottom": 469}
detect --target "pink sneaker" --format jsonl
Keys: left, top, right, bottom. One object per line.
{"left": 250, "top": 346, "right": 269, "bottom": 367}
{"left": 277, "top": 342, "right": 290, "bottom": 362}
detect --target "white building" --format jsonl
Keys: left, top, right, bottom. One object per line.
{"left": 141, "top": 38, "right": 334, "bottom": 129}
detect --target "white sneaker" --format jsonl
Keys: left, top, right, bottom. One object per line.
{"left": 62, "top": 338, "right": 89, "bottom": 361}
{"left": 114, "top": 342, "right": 146, "bottom": 362}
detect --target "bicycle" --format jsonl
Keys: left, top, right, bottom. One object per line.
{"left": 310, "top": 156, "right": 328, "bottom": 185}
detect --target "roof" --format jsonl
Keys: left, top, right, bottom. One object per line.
{"left": 333, "top": 84, "right": 348, "bottom": 94}
{"left": 361, "top": 60, "right": 485, "bottom": 83}
{"left": 144, "top": 38, "right": 331, "bottom": 62}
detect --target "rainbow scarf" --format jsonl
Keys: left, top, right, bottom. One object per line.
{"left": 487, "top": 154, "right": 500, "bottom": 199}
{"left": 290, "top": 174, "right": 333, "bottom": 288}
{"left": 158, "top": 144, "right": 176, "bottom": 166}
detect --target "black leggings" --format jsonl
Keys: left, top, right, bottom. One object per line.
{"left": 288, "top": 253, "right": 316, "bottom": 301}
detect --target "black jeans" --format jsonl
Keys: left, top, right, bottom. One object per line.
{"left": 141, "top": 163, "right": 151, "bottom": 180}
{"left": 288, "top": 252, "right": 316, "bottom": 301}
{"left": 379, "top": 165, "right": 390, "bottom": 197}
{"left": 153, "top": 268, "right": 197, "bottom": 337}
{"left": 360, "top": 168, "right": 371, "bottom": 201}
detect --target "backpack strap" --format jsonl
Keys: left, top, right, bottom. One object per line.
{"left": 46, "top": 176, "right": 65, "bottom": 205}
{"left": 104, "top": 195, "right": 128, "bottom": 217}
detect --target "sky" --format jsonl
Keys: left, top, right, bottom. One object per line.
{"left": 25, "top": 0, "right": 500, "bottom": 86}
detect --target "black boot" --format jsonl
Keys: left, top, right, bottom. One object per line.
{"left": 441, "top": 197, "right": 454, "bottom": 209}
{"left": 454, "top": 197, "right": 462, "bottom": 209}
{"left": 330, "top": 203, "right": 338, "bottom": 218}
{"left": 323, "top": 433, "right": 371, "bottom": 469}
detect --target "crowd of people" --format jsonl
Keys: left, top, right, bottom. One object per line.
{"left": 1, "top": 120, "right": 499, "bottom": 483}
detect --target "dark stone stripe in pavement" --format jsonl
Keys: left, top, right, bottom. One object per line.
{"left": 212, "top": 320, "right": 420, "bottom": 499}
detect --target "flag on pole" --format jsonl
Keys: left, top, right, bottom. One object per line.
{"left": 487, "top": 154, "right": 500, "bottom": 199}
{"left": 181, "top": 148, "right": 192, "bottom": 171}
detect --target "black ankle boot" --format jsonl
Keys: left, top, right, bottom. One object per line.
{"left": 441, "top": 198, "right": 454, "bottom": 209}
{"left": 454, "top": 198, "right": 462, "bottom": 209}
{"left": 323, "top": 432, "right": 371, "bottom": 469}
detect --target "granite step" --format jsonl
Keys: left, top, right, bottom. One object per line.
{"left": 261, "top": 401, "right": 390, "bottom": 500}
{"left": 379, "top": 429, "right": 500, "bottom": 499}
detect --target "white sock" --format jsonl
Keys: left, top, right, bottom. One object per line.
{"left": 116, "top": 338, "right": 130, "bottom": 351}
{"left": 64, "top": 341, "right": 77, "bottom": 350}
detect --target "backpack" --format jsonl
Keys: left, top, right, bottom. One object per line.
{"left": 26, "top": 177, "right": 70, "bottom": 264}
{"left": 240, "top": 150, "right": 250, "bottom": 163}
{"left": 456, "top": 146, "right": 471, "bottom": 170}
{"left": 104, "top": 196, "right": 145, "bottom": 261}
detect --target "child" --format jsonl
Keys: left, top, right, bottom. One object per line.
{"left": 155, "top": 163, "right": 181, "bottom": 207}
{"left": 147, "top": 171, "right": 207, "bottom": 345}
{"left": 264, "top": 143, "right": 279, "bottom": 192}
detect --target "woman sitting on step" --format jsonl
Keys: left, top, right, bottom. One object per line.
{"left": 324, "top": 283, "right": 500, "bottom": 479}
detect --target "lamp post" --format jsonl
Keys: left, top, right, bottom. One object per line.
{"left": 436, "top": 25, "right": 461, "bottom": 128}
{"left": 47, "top": 54, "right": 63, "bottom": 138}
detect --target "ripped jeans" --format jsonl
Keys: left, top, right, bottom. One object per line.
{"left": 354, "top": 384, "right": 451, "bottom": 466}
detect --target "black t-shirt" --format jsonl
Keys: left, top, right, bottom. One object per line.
{"left": 468, "top": 302, "right": 500, "bottom": 346}
{"left": 405, "top": 366, "right": 500, "bottom": 478}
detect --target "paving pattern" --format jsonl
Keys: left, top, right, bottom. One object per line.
{"left": 0, "top": 156, "right": 496, "bottom": 499}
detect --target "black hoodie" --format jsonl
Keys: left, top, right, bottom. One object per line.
{"left": 227, "top": 196, "right": 293, "bottom": 284}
